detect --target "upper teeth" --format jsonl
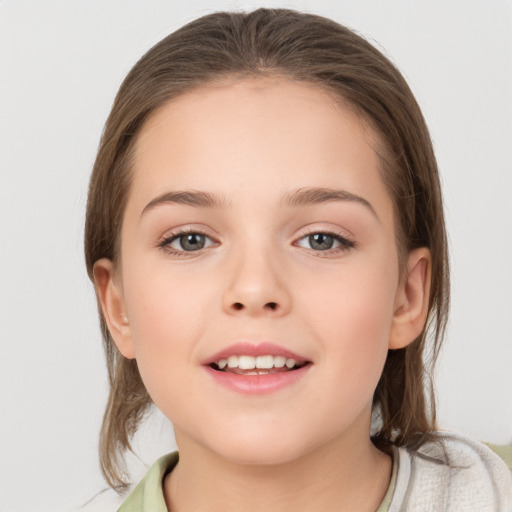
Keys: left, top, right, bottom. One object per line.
{"left": 217, "top": 355, "right": 297, "bottom": 370}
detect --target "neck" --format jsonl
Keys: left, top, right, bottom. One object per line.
{"left": 164, "top": 429, "right": 392, "bottom": 512}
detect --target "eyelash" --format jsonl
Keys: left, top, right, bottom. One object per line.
{"left": 158, "top": 228, "right": 356, "bottom": 257}
{"left": 158, "top": 228, "right": 217, "bottom": 257}
{"left": 296, "top": 229, "right": 355, "bottom": 256}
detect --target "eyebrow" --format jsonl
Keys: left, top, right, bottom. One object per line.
{"left": 283, "top": 187, "right": 378, "bottom": 219}
{"left": 141, "top": 190, "right": 229, "bottom": 216}
{"left": 141, "top": 186, "right": 378, "bottom": 220}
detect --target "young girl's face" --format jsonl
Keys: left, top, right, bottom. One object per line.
{"left": 100, "top": 77, "right": 425, "bottom": 465}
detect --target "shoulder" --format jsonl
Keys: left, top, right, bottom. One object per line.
{"left": 117, "top": 452, "right": 178, "bottom": 512}
{"left": 487, "top": 443, "right": 512, "bottom": 473}
{"left": 71, "top": 452, "right": 179, "bottom": 512}
{"left": 71, "top": 452, "right": 178, "bottom": 512}
{"left": 390, "top": 431, "right": 512, "bottom": 512}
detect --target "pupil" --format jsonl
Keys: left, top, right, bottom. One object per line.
{"left": 309, "top": 233, "right": 333, "bottom": 250}
{"left": 181, "top": 233, "right": 205, "bottom": 251}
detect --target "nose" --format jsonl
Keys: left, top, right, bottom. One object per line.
{"left": 221, "top": 244, "right": 291, "bottom": 317}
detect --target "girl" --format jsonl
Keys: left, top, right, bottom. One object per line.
{"left": 84, "top": 8, "right": 512, "bottom": 511}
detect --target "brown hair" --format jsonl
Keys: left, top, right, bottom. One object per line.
{"left": 85, "top": 8, "right": 449, "bottom": 490}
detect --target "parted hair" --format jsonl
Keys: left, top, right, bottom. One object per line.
{"left": 85, "top": 8, "right": 449, "bottom": 490}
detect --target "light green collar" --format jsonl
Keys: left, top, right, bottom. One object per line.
{"left": 118, "top": 452, "right": 178, "bottom": 512}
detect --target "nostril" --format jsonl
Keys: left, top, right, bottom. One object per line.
{"left": 229, "top": 301, "right": 279, "bottom": 312}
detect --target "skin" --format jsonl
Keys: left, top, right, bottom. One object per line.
{"left": 94, "top": 77, "right": 431, "bottom": 512}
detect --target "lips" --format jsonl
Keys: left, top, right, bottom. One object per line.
{"left": 203, "top": 342, "right": 312, "bottom": 394}
{"left": 204, "top": 342, "right": 309, "bottom": 372}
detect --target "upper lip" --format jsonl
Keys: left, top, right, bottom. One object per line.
{"left": 203, "top": 342, "right": 309, "bottom": 365}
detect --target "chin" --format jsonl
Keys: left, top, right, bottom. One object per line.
{"left": 197, "top": 420, "right": 321, "bottom": 467}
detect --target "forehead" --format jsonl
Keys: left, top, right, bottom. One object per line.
{"left": 129, "top": 77, "right": 392, "bottom": 222}
{"left": 136, "top": 77, "right": 376, "bottom": 150}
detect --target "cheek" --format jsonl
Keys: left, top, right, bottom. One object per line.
{"left": 121, "top": 262, "right": 214, "bottom": 398}
{"left": 300, "top": 255, "right": 398, "bottom": 383}
{"left": 303, "top": 250, "right": 397, "bottom": 329}
{"left": 124, "top": 251, "right": 214, "bottom": 332}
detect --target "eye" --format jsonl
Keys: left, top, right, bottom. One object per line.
{"left": 296, "top": 232, "right": 355, "bottom": 253}
{"left": 160, "top": 231, "right": 216, "bottom": 253}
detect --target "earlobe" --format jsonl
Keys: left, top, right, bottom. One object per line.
{"left": 93, "top": 258, "right": 136, "bottom": 359}
{"left": 389, "top": 248, "right": 431, "bottom": 350}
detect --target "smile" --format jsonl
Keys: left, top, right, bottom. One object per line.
{"left": 212, "top": 355, "right": 308, "bottom": 374}
{"left": 204, "top": 342, "right": 312, "bottom": 394}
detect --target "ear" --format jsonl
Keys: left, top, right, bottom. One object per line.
{"left": 388, "top": 248, "right": 431, "bottom": 350}
{"left": 93, "top": 258, "right": 136, "bottom": 359}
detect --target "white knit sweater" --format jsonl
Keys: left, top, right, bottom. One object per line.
{"left": 387, "top": 431, "right": 512, "bottom": 511}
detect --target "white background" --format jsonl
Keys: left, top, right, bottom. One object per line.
{"left": 1, "top": 1, "right": 511, "bottom": 510}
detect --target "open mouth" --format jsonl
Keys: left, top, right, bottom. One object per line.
{"left": 210, "top": 355, "right": 310, "bottom": 375}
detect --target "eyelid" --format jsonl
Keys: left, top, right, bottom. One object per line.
{"left": 157, "top": 226, "right": 219, "bottom": 255}
{"left": 293, "top": 226, "right": 356, "bottom": 255}
{"left": 296, "top": 223, "right": 354, "bottom": 241}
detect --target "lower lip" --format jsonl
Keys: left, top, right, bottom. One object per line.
{"left": 204, "top": 365, "right": 311, "bottom": 395}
